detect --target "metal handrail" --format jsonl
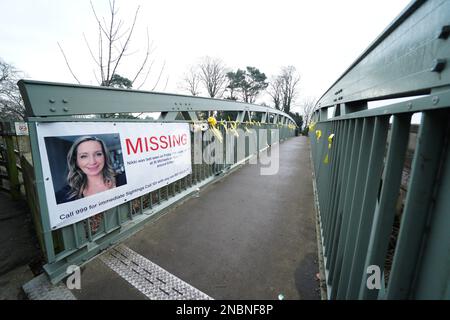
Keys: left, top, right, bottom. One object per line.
{"left": 18, "top": 81, "right": 297, "bottom": 284}
{"left": 310, "top": 0, "right": 450, "bottom": 300}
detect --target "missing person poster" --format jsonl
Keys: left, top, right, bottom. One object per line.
{"left": 36, "top": 122, "right": 192, "bottom": 230}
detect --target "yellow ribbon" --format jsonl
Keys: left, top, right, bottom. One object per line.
{"left": 309, "top": 122, "right": 316, "bottom": 132}
{"left": 208, "top": 116, "right": 223, "bottom": 143}
{"left": 229, "top": 121, "right": 239, "bottom": 137}
{"left": 328, "top": 133, "right": 335, "bottom": 149}
{"left": 219, "top": 120, "right": 228, "bottom": 133}
{"left": 208, "top": 116, "right": 217, "bottom": 127}
{"left": 315, "top": 129, "right": 322, "bottom": 141}
{"left": 324, "top": 133, "right": 335, "bottom": 164}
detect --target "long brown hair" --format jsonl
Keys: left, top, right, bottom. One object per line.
{"left": 66, "top": 136, "right": 115, "bottom": 198}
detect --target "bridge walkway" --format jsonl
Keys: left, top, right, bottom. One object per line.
{"left": 64, "top": 136, "right": 319, "bottom": 300}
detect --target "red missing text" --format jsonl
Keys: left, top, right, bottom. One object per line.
{"left": 125, "top": 134, "right": 188, "bottom": 155}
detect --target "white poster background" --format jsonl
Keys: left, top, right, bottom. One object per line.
{"left": 15, "top": 122, "right": 29, "bottom": 135}
{"left": 36, "top": 122, "right": 191, "bottom": 230}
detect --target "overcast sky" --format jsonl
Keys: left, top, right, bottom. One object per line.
{"left": 0, "top": 0, "right": 411, "bottom": 112}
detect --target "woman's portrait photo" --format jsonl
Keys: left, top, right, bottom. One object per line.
{"left": 44, "top": 134, "right": 127, "bottom": 204}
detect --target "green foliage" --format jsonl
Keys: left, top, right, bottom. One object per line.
{"left": 288, "top": 112, "right": 303, "bottom": 129}
{"left": 226, "top": 66, "right": 268, "bottom": 103}
{"left": 226, "top": 69, "right": 245, "bottom": 101}
{"left": 103, "top": 74, "right": 133, "bottom": 89}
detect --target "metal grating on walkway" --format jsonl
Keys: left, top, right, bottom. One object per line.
{"left": 100, "top": 244, "right": 213, "bottom": 300}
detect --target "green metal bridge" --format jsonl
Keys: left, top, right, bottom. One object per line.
{"left": 311, "top": 0, "right": 450, "bottom": 300}
{"left": 2, "top": 0, "right": 449, "bottom": 300}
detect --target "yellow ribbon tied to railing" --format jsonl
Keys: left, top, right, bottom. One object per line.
{"left": 208, "top": 116, "right": 223, "bottom": 143}
{"left": 323, "top": 133, "right": 335, "bottom": 164}
{"left": 229, "top": 121, "right": 239, "bottom": 137}
{"left": 220, "top": 120, "right": 228, "bottom": 133}
{"left": 315, "top": 129, "right": 322, "bottom": 141}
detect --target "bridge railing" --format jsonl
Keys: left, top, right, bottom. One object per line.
{"left": 0, "top": 121, "right": 29, "bottom": 199}
{"left": 310, "top": 0, "right": 450, "bottom": 299}
{"left": 18, "top": 80, "right": 296, "bottom": 283}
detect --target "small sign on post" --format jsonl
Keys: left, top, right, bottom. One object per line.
{"left": 14, "top": 122, "right": 29, "bottom": 136}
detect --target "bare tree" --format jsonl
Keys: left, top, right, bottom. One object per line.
{"left": 268, "top": 66, "right": 300, "bottom": 113}
{"left": 301, "top": 96, "right": 317, "bottom": 128}
{"left": 198, "top": 56, "right": 227, "bottom": 98}
{"left": 0, "top": 59, "right": 25, "bottom": 120}
{"left": 267, "top": 75, "right": 283, "bottom": 110}
{"left": 280, "top": 66, "right": 301, "bottom": 114}
{"left": 59, "top": 0, "right": 164, "bottom": 90}
{"left": 180, "top": 66, "right": 201, "bottom": 96}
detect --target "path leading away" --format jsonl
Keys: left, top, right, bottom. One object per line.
{"left": 64, "top": 136, "right": 319, "bottom": 300}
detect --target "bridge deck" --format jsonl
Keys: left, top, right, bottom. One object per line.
{"left": 71, "top": 136, "right": 319, "bottom": 300}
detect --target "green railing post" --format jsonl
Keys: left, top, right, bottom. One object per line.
{"left": 336, "top": 118, "right": 374, "bottom": 299}
{"left": 311, "top": 0, "right": 450, "bottom": 299}
{"left": 346, "top": 116, "right": 389, "bottom": 299}
{"left": 329, "top": 118, "right": 363, "bottom": 298}
{"left": 359, "top": 114, "right": 411, "bottom": 299}
{"left": 327, "top": 119, "right": 354, "bottom": 286}
{"left": 386, "top": 110, "right": 449, "bottom": 299}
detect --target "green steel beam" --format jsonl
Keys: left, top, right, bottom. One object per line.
{"left": 323, "top": 121, "right": 338, "bottom": 233}
{"left": 327, "top": 119, "right": 354, "bottom": 286}
{"left": 326, "top": 121, "right": 349, "bottom": 262}
{"left": 386, "top": 110, "right": 449, "bottom": 299}
{"left": 18, "top": 80, "right": 295, "bottom": 123}
{"left": 359, "top": 114, "right": 411, "bottom": 300}
{"left": 336, "top": 118, "right": 375, "bottom": 299}
{"left": 324, "top": 121, "right": 342, "bottom": 259}
{"left": 329, "top": 119, "right": 363, "bottom": 296}
{"left": 413, "top": 123, "right": 450, "bottom": 299}
{"left": 317, "top": 0, "right": 449, "bottom": 109}
{"left": 346, "top": 116, "right": 389, "bottom": 299}
{"left": 27, "top": 122, "right": 56, "bottom": 263}
{"left": 321, "top": 89, "right": 450, "bottom": 122}
{"left": 312, "top": 0, "right": 450, "bottom": 300}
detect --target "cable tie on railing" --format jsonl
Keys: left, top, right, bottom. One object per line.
{"left": 190, "top": 122, "right": 203, "bottom": 133}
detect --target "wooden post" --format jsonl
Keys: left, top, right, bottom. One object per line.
{"left": 5, "top": 135, "right": 20, "bottom": 200}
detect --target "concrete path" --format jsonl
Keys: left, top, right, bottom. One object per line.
{"left": 0, "top": 191, "right": 41, "bottom": 299}
{"left": 69, "top": 136, "right": 319, "bottom": 300}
